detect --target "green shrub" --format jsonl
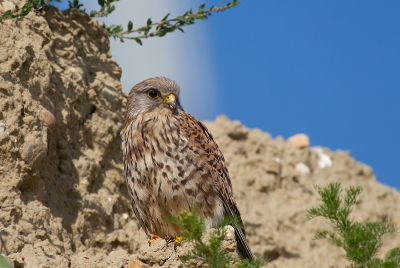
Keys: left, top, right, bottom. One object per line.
{"left": 307, "top": 183, "right": 400, "bottom": 268}
{"left": 168, "top": 207, "right": 265, "bottom": 268}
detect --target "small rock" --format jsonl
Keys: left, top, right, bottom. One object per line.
{"left": 295, "top": 162, "right": 310, "bottom": 175}
{"left": 41, "top": 109, "right": 56, "bottom": 126}
{"left": 224, "top": 225, "right": 235, "bottom": 240}
{"left": 41, "top": 76, "right": 51, "bottom": 90}
{"left": 22, "top": 116, "right": 35, "bottom": 125}
{"left": 21, "top": 135, "right": 47, "bottom": 166}
{"left": 0, "top": 122, "right": 5, "bottom": 135}
{"left": 301, "top": 186, "right": 313, "bottom": 194}
{"left": 287, "top": 133, "right": 310, "bottom": 148}
{"left": 126, "top": 259, "right": 150, "bottom": 268}
{"left": 263, "top": 159, "right": 280, "bottom": 174}
{"left": 215, "top": 115, "right": 248, "bottom": 140}
{"left": 221, "top": 225, "right": 238, "bottom": 254}
{"left": 314, "top": 148, "right": 332, "bottom": 168}
{"left": 227, "top": 122, "right": 248, "bottom": 140}
{"left": 68, "top": 67, "right": 82, "bottom": 82}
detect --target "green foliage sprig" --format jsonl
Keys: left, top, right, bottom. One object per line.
{"left": 0, "top": 3, "right": 31, "bottom": 22}
{"left": 104, "top": 0, "right": 240, "bottom": 45}
{"left": 89, "top": 0, "right": 118, "bottom": 18}
{"left": 0, "top": 253, "right": 12, "bottom": 268}
{"left": 68, "top": 0, "right": 83, "bottom": 9}
{"left": 0, "top": 0, "right": 239, "bottom": 45}
{"left": 167, "top": 207, "right": 264, "bottom": 268}
{"left": 306, "top": 183, "right": 400, "bottom": 268}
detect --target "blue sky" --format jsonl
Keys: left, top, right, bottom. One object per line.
{"left": 54, "top": 1, "right": 400, "bottom": 190}
{"left": 206, "top": 1, "right": 400, "bottom": 190}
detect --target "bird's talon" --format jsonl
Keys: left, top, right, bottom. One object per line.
{"left": 164, "top": 235, "right": 176, "bottom": 245}
{"left": 163, "top": 235, "right": 183, "bottom": 251}
{"left": 147, "top": 234, "right": 161, "bottom": 246}
{"left": 174, "top": 236, "right": 183, "bottom": 246}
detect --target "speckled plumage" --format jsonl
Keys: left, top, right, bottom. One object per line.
{"left": 120, "top": 77, "right": 253, "bottom": 259}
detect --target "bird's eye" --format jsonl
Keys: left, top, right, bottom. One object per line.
{"left": 147, "top": 89, "right": 160, "bottom": 99}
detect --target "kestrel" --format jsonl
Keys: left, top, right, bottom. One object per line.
{"left": 120, "top": 77, "right": 254, "bottom": 259}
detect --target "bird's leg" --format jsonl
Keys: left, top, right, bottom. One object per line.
{"left": 164, "top": 235, "right": 184, "bottom": 251}
{"left": 164, "top": 234, "right": 174, "bottom": 244}
{"left": 147, "top": 234, "right": 161, "bottom": 246}
{"left": 173, "top": 236, "right": 183, "bottom": 251}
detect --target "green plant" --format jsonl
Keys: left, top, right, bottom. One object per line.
{"left": 0, "top": 0, "right": 240, "bottom": 45}
{"left": 103, "top": 1, "right": 239, "bottom": 45}
{"left": 0, "top": 254, "right": 12, "bottom": 268}
{"left": 306, "top": 182, "right": 400, "bottom": 268}
{"left": 89, "top": 0, "right": 118, "bottom": 17}
{"left": 167, "top": 207, "right": 264, "bottom": 268}
{"left": 68, "top": 0, "right": 83, "bottom": 9}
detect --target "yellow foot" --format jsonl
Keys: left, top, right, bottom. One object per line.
{"left": 147, "top": 234, "right": 161, "bottom": 246}
{"left": 173, "top": 236, "right": 183, "bottom": 246}
{"left": 164, "top": 235, "right": 184, "bottom": 250}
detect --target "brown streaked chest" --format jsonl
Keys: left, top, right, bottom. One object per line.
{"left": 122, "top": 113, "right": 189, "bottom": 183}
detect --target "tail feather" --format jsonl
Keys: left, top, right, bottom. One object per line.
{"left": 234, "top": 226, "right": 254, "bottom": 259}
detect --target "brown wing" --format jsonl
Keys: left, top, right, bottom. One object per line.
{"left": 180, "top": 113, "right": 254, "bottom": 260}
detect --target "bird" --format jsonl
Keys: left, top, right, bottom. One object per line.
{"left": 120, "top": 77, "right": 254, "bottom": 259}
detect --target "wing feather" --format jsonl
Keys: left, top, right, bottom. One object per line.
{"left": 180, "top": 113, "right": 254, "bottom": 260}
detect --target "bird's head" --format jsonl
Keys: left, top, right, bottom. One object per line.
{"left": 125, "top": 77, "right": 181, "bottom": 121}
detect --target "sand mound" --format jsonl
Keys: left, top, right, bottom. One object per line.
{"left": 0, "top": 6, "right": 399, "bottom": 268}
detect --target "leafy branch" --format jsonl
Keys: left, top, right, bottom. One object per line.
{"left": 306, "top": 183, "right": 400, "bottom": 268}
{"left": 0, "top": 0, "right": 239, "bottom": 45}
{"left": 89, "top": 0, "right": 118, "bottom": 18}
{"left": 103, "top": 0, "right": 240, "bottom": 45}
{"left": 68, "top": 0, "right": 83, "bottom": 10}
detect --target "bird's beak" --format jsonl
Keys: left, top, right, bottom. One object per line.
{"left": 163, "top": 93, "right": 177, "bottom": 110}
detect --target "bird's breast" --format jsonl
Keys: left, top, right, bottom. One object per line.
{"left": 121, "top": 113, "right": 223, "bottom": 230}
{"left": 123, "top": 114, "right": 186, "bottom": 187}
